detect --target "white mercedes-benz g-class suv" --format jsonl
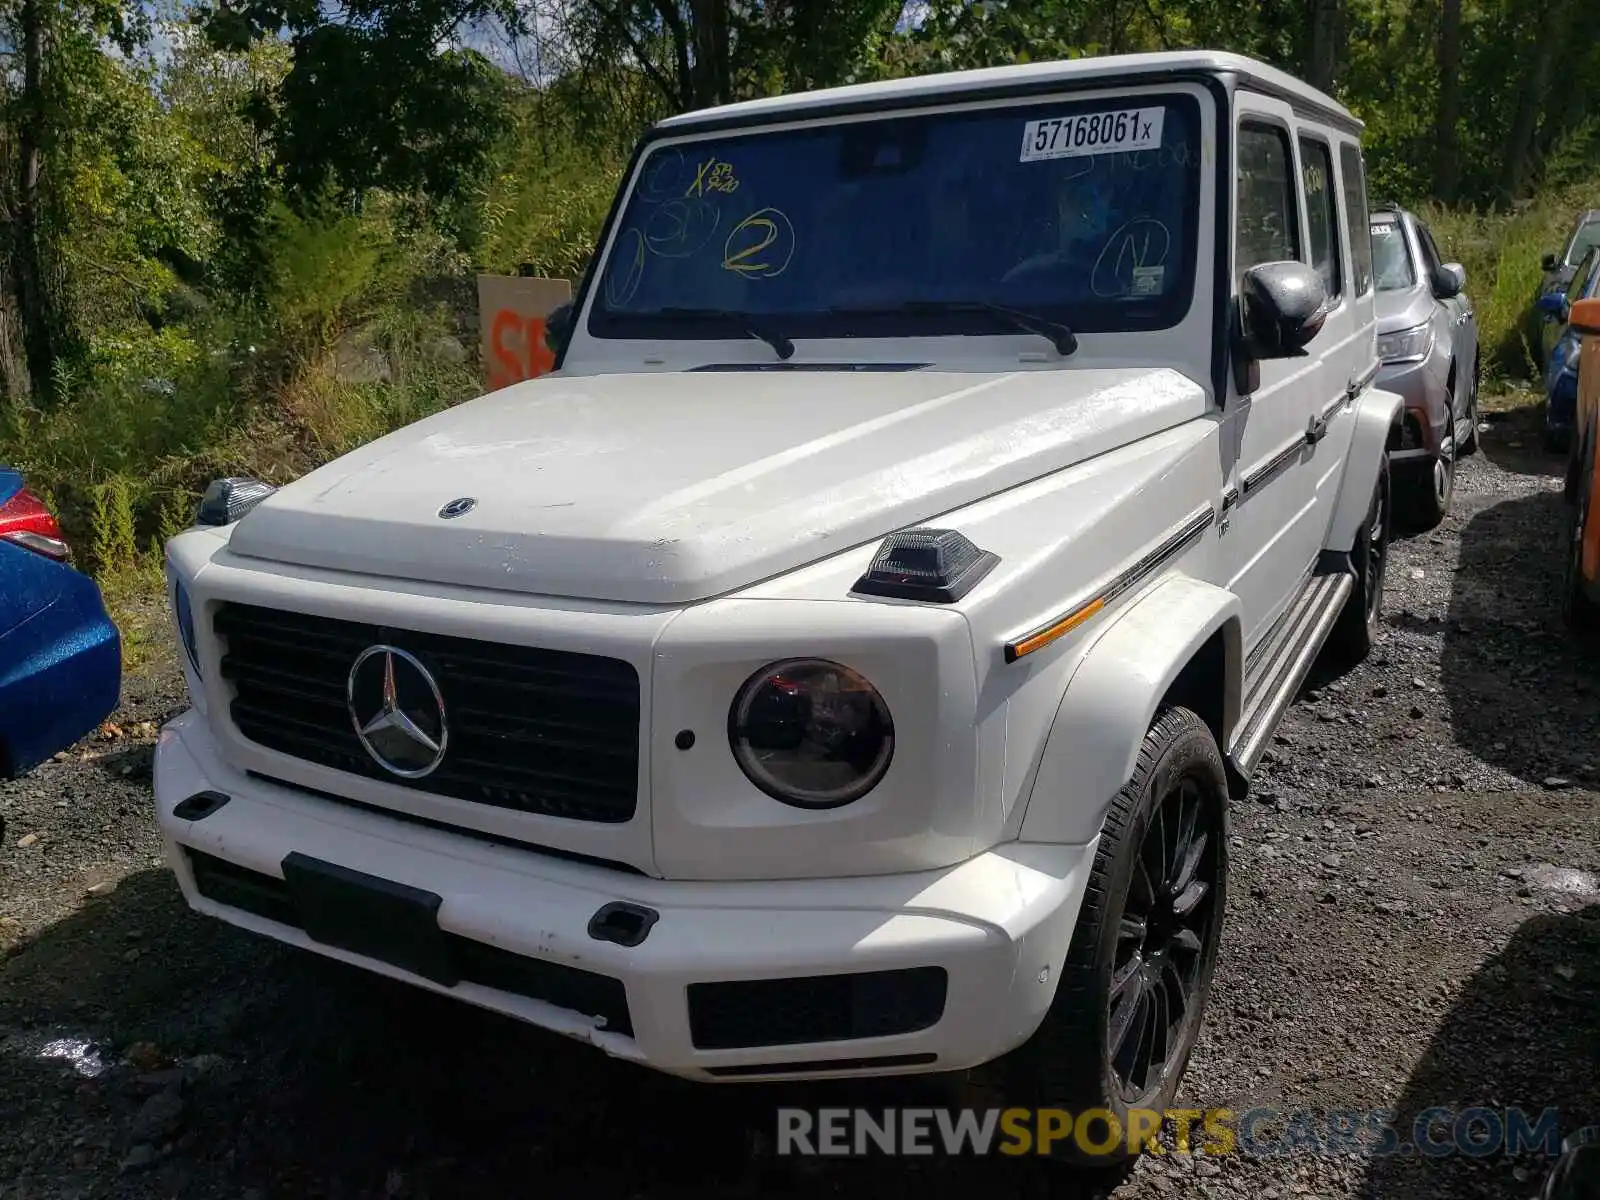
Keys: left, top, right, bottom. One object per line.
{"left": 155, "top": 50, "right": 1398, "bottom": 1149}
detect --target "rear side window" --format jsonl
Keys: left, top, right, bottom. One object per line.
{"left": 1338, "top": 143, "right": 1373, "bottom": 295}
{"left": 1299, "top": 137, "right": 1342, "bottom": 301}
{"left": 1236, "top": 123, "right": 1300, "bottom": 287}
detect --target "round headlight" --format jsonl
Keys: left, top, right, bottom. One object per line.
{"left": 172, "top": 573, "right": 200, "bottom": 676}
{"left": 728, "top": 658, "right": 894, "bottom": 808}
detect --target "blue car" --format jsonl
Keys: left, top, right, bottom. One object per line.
{"left": 1536, "top": 245, "right": 1600, "bottom": 453}
{"left": 1, "top": 468, "right": 121, "bottom": 776}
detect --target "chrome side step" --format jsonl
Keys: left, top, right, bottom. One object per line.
{"left": 1229, "top": 569, "right": 1354, "bottom": 781}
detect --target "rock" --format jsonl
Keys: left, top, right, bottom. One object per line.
{"left": 134, "top": 1068, "right": 186, "bottom": 1092}
{"left": 1543, "top": 777, "right": 1572, "bottom": 790}
{"left": 15, "top": 833, "right": 39, "bottom": 848}
{"left": 183, "top": 1054, "right": 226, "bottom": 1081}
{"left": 1371, "top": 685, "right": 1388, "bottom": 698}
{"left": 125, "top": 1043, "right": 167, "bottom": 1070}
{"left": 1321, "top": 854, "right": 1342, "bottom": 869}
{"left": 1195, "top": 1159, "right": 1222, "bottom": 1177}
{"left": 1409, "top": 705, "right": 1426, "bottom": 719}
{"left": 1554, "top": 964, "right": 1576, "bottom": 981}
{"left": 120, "top": 1144, "right": 159, "bottom": 1173}
{"left": 130, "top": 1088, "right": 185, "bottom": 1144}
{"left": 1517, "top": 885, "right": 1534, "bottom": 898}
{"left": 1411, "top": 677, "right": 1427, "bottom": 689}
{"left": 85, "top": 881, "right": 116, "bottom": 898}
{"left": 1501, "top": 868, "right": 1525, "bottom": 880}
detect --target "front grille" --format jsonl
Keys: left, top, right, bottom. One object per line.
{"left": 214, "top": 602, "right": 640, "bottom": 823}
{"left": 687, "top": 968, "right": 948, "bottom": 1050}
{"left": 186, "top": 850, "right": 633, "bottom": 1035}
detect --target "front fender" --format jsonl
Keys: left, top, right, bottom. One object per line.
{"left": 1326, "top": 385, "right": 1404, "bottom": 556}
{"left": 1017, "top": 574, "right": 1242, "bottom": 845}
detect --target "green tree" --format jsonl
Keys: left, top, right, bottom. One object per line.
{"left": 199, "top": 0, "right": 525, "bottom": 202}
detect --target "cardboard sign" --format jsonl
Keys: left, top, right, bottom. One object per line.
{"left": 477, "top": 275, "right": 572, "bottom": 391}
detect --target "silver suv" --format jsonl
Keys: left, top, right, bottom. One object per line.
{"left": 1372, "top": 205, "right": 1480, "bottom": 529}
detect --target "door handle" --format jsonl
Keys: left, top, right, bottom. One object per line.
{"left": 1306, "top": 414, "right": 1328, "bottom": 445}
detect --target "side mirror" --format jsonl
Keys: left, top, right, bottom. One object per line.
{"left": 1232, "top": 262, "right": 1328, "bottom": 394}
{"left": 1433, "top": 262, "right": 1466, "bottom": 298}
{"left": 1536, "top": 292, "right": 1571, "bottom": 321}
{"left": 545, "top": 302, "right": 575, "bottom": 354}
{"left": 1542, "top": 252, "right": 1559, "bottom": 272}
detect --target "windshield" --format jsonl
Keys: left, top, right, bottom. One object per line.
{"left": 1370, "top": 217, "right": 1415, "bottom": 291}
{"left": 587, "top": 92, "right": 1203, "bottom": 343}
{"left": 1567, "top": 218, "right": 1600, "bottom": 267}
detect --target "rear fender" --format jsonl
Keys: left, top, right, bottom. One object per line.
{"left": 1017, "top": 574, "right": 1242, "bottom": 845}
{"left": 1326, "top": 386, "right": 1404, "bottom": 555}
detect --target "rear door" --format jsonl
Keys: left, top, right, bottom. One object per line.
{"left": 1295, "top": 130, "right": 1364, "bottom": 539}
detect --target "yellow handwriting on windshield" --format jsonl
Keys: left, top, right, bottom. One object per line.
{"left": 687, "top": 157, "right": 740, "bottom": 197}
{"left": 722, "top": 208, "right": 795, "bottom": 278}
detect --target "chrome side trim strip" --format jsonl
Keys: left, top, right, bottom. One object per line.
{"left": 1003, "top": 504, "right": 1217, "bottom": 663}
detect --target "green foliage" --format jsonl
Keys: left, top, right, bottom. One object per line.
{"left": 200, "top": 0, "right": 525, "bottom": 202}
{"left": 1422, "top": 178, "right": 1600, "bottom": 382}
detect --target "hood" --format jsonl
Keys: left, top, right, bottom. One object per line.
{"left": 228, "top": 366, "right": 1208, "bottom": 605}
{"left": 1374, "top": 285, "right": 1435, "bottom": 335}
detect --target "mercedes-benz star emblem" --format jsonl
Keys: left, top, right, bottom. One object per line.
{"left": 438, "top": 497, "right": 476, "bottom": 519}
{"left": 346, "top": 645, "right": 448, "bottom": 778}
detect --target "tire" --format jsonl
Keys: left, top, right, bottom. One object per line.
{"left": 1327, "top": 453, "right": 1390, "bottom": 666}
{"left": 1395, "top": 448, "right": 1452, "bottom": 531}
{"left": 1563, "top": 454, "right": 1600, "bottom": 631}
{"left": 1458, "top": 357, "right": 1481, "bottom": 456}
{"left": 965, "top": 706, "right": 1228, "bottom": 1166}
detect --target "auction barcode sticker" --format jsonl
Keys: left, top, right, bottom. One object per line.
{"left": 1020, "top": 107, "right": 1165, "bottom": 162}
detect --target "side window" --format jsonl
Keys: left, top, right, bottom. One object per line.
{"left": 1236, "top": 123, "right": 1300, "bottom": 287}
{"left": 1338, "top": 143, "right": 1373, "bottom": 295}
{"left": 1299, "top": 137, "right": 1342, "bottom": 301}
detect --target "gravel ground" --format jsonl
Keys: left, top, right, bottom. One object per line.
{"left": 2, "top": 401, "right": 1598, "bottom": 1200}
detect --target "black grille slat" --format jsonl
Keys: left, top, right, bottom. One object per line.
{"left": 216, "top": 602, "right": 641, "bottom": 823}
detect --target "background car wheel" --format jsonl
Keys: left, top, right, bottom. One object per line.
{"left": 1327, "top": 454, "right": 1390, "bottom": 666}
{"left": 1396, "top": 449, "right": 1452, "bottom": 531}
{"left": 965, "top": 706, "right": 1227, "bottom": 1166}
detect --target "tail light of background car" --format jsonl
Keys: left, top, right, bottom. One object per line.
{"left": 0, "top": 487, "right": 70, "bottom": 561}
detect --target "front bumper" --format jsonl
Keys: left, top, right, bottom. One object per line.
{"left": 153, "top": 710, "right": 1093, "bottom": 1082}
{"left": 1376, "top": 358, "right": 1447, "bottom": 462}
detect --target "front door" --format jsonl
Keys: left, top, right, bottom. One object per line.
{"left": 1220, "top": 95, "right": 1330, "bottom": 651}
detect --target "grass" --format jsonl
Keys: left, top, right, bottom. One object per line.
{"left": 1420, "top": 177, "right": 1600, "bottom": 386}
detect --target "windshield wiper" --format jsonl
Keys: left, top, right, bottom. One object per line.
{"left": 653, "top": 308, "right": 794, "bottom": 360}
{"left": 829, "top": 301, "right": 1077, "bottom": 356}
